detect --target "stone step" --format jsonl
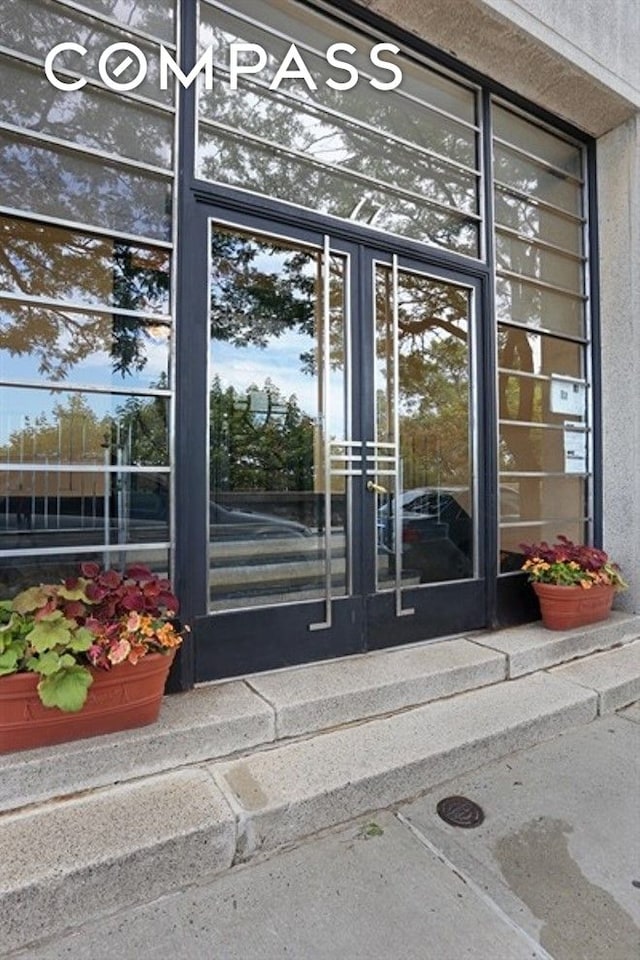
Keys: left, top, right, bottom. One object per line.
{"left": 472, "top": 610, "right": 640, "bottom": 676}
{"left": 0, "top": 636, "right": 504, "bottom": 813}
{"left": 1, "top": 670, "right": 597, "bottom": 955}
{"left": 247, "top": 636, "right": 506, "bottom": 738}
{"left": 1, "top": 769, "right": 236, "bottom": 955}
{"left": 549, "top": 637, "right": 640, "bottom": 713}
{"left": 211, "top": 671, "right": 597, "bottom": 859}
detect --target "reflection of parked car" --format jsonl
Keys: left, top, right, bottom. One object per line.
{"left": 377, "top": 485, "right": 521, "bottom": 582}
{"left": 209, "top": 502, "right": 312, "bottom": 540}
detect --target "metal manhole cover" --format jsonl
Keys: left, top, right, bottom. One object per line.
{"left": 436, "top": 795, "right": 485, "bottom": 828}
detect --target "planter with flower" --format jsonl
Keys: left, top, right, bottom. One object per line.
{"left": 0, "top": 563, "right": 186, "bottom": 753}
{"left": 521, "top": 536, "right": 627, "bottom": 630}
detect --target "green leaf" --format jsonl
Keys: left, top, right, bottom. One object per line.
{"left": 67, "top": 626, "right": 95, "bottom": 652}
{"left": 0, "top": 648, "right": 20, "bottom": 675}
{"left": 57, "top": 583, "right": 89, "bottom": 602}
{"left": 26, "top": 619, "right": 73, "bottom": 653}
{"left": 29, "top": 650, "right": 62, "bottom": 677}
{"left": 37, "top": 666, "right": 93, "bottom": 712}
{"left": 12, "top": 586, "right": 50, "bottom": 615}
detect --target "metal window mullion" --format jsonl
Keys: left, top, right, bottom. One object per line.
{"left": 493, "top": 135, "right": 584, "bottom": 185}
{"left": 53, "top": 0, "right": 177, "bottom": 48}
{"left": 0, "top": 464, "right": 170, "bottom": 473}
{"left": 0, "top": 46, "right": 176, "bottom": 115}
{"left": 203, "top": 0, "right": 480, "bottom": 134}
{"left": 496, "top": 267, "right": 587, "bottom": 301}
{"left": 495, "top": 224, "right": 586, "bottom": 263}
{"left": 497, "top": 317, "right": 588, "bottom": 345}
{"left": 0, "top": 378, "right": 171, "bottom": 398}
{"left": 0, "top": 542, "right": 171, "bottom": 559}
{"left": 391, "top": 255, "right": 414, "bottom": 618}
{"left": 0, "top": 122, "right": 173, "bottom": 179}
{"left": 199, "top": 118, "right": 481, "bottom": 223}
{"left": 493, "top": 180, "right": 586, "bottom": 224}
{"left": 209, "top": 64, "right": 481, "bottom": 179}
{"left": 0, "top": 205, "right": 174, "bottom": 249}
{"left": 0, "top": 290, "right": 171, "bottom": 323}
{"left": 309, "top": 235, "right": 333, "bottom": 631}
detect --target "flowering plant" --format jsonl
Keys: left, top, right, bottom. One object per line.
{"left": 0, "top": 563, "right": 185, "bottom": 713}
{"left": 520, "top": 536, "right": 627, "bottom": 591}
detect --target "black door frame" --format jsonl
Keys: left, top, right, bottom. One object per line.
{"left": 176, "top": 202, "right": 494, "bottom": 681}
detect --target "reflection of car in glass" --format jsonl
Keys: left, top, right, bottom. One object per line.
{"left": 209, "top": 502, "right": 312, "bottom": 540}
{"left": 377, "top": 485, "right": 521, "bottom": 582}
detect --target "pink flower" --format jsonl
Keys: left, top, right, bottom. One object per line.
{"left": 107, "top": 638, "right": 131, "bottom": 665}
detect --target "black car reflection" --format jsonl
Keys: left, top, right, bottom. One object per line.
{"left": 377, "top": 488, "right": 473, "bottom": 582}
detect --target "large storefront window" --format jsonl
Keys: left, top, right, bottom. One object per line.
{"left": 0, "top": 0, "right": 176, "bottom": 594}
{"left": 197, "top": 0, "right": 481, "bottom": 256}
{"left": 493, "top": 102, "right": 589, "bottom": 571}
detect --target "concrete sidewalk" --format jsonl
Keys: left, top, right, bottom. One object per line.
{"left": 7, "top": 709, "right": 639, "bottom": 960}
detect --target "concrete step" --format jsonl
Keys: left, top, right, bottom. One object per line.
{"left": 549, "top": 637, "right": 640, "bottom": 713}
{"left": 0, "top": 635, "right": 504, "bottom": 813}
{"left": 473, "top": 610, "right": 640, "bottom": 676}
{"left": 1, "top": 670, "right": 598, "bottom": 954}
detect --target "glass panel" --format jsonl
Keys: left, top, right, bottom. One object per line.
{"left": 0, "top": 301, "right": 170, "bottom": 388}
{"left": 500, "top": 519, "right": 587, "bottom": 572}
{"left": 496, "top": 231, "right": 582, "bottom": 294}
{"left": 375, "top": 266, "right": 473, "bottom": 586}
{"left": 73, "top": 0, "right": 176, "bottom": 42}
{"left": 0, "top": 217, "right": 170, "bottom": 313}
{"left": 197, "top": 127, "right": 478, "bottom": 256}
{"left": 212, "top": 0, "right": 477, "bottom": 125}
{"left": 496, "top": 277, "right": 584, "bottom": 338}
{"left": 0, "top": 388, "right": 169, "bottom": 466}
{"left": 201, "top": 78, "right": 477, "bottom": 214}
{"left": 1, "top": 0, "right": 173, "bottom": 106}
{"left": 494, "top": 188, "right": 583, "bottom": 253}
{"left": 494, "top": 144, "right": 582, "bottom": 215}
{"left": 0, "top": 545, "right": 170, "bottom": 597}
{"left": 499, "top": 376, "right": 585, "bottom": 426}
{"left": 499, "top": 423, "right": 587, "bottom": 474}
{"left": 493, "top": 105, "right": 582, "bottom": 179}
{"left": 208, "top": 226, "right": 347, "bottom": 612}
{"left": 0, "top": 57, "right": 174, "bottom": 168}
{"left": 499, "top": 476, "right": 585, "bottom": 524}
{"left": 198, "top": 0, "right": 478, "bottom": 254}
{"left": 497, "top": 325, "right": 583, "bottom": 378}
{"left": 0, "top": 133, "right": 172, "bottom": 240}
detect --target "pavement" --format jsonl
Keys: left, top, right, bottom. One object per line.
{"left": 8, "top": 707, "right": 639, "bottom": 960}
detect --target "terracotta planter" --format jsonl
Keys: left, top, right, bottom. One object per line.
{"left": 0, "top": 651, "right": 175, "bottom": 754}
{"left": 533, "top": 582, "right": 615, "bottom": 631}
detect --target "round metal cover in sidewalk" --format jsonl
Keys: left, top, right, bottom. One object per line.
{"left": 436, "top": 795, "right": 485, "bottom": 828}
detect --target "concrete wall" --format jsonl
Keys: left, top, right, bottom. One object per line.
{"left": 354, "top": 0, "right": 640, "bottom": 610}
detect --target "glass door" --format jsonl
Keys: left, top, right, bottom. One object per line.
{"left": 362, "top": 254, "right": 486, "bottom": 648}
{"left": 190, "top": 216, "right": 487, "bottom": 680}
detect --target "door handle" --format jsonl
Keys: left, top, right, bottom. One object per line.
{"left": 367, "top": 480, "right": 388, "bottom": 494}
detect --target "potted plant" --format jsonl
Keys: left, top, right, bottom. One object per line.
{"left": 521, "top": 535, "right": 627, "bottom": 630}
{"left": 0, "top": 562, "right": 186, "bottom": 753}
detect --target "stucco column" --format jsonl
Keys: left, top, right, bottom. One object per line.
{"left": 598, "top": 114, "right": 640, "bottom": 611}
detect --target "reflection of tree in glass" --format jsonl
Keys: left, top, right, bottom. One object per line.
{"left": 209, "top": 230, "right": 343, "bottom": 375}
{"left": 0, "top": 388, "right": 169, "bottom": 468}
{"left": 0, "top": 217, "right": 169, "bottom": 381}
{"left": 198, "top": 14, "right": 478, "bottom": 253}
{"left": 210, "top": 376, "right": 314, "bottom": 493}
{"left": 377, "top": 271, "right": 470, "bottom": 486}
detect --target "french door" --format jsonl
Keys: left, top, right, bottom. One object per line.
{"left": 182, "top": 212, "right": 489, "bottom": 680}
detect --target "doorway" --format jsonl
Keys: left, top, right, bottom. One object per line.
{"left": 186, "top": 216, "right": 488, "bottom": 680}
